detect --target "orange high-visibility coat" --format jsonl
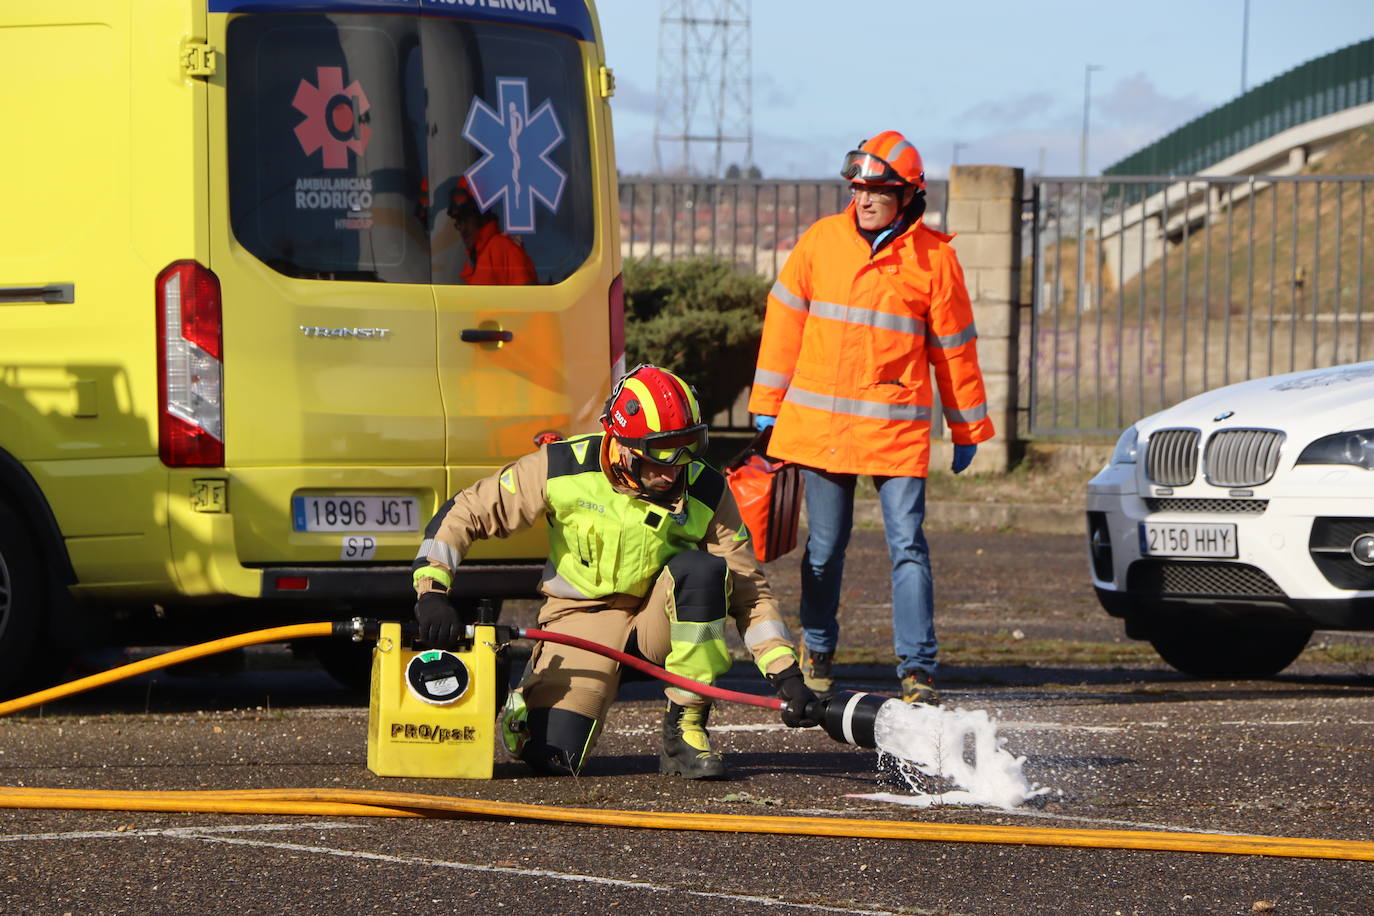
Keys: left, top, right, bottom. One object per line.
{"left": 748, "top": 204, "right": 994, "bottom": 477}
{"left": 462, "top": 219, "right": 537, "bottom": 285}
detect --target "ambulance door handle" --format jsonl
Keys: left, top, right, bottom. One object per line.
{"left": 460, "top": 328, "right": 514, "bottom": 344}
{"left": 0, "top": 283, "right": 74, "bottom": 304}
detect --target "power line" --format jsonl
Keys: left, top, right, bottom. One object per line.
{"left": 653, "top": 0, "right": 754, "bottom": 177}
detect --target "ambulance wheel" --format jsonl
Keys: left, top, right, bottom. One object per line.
{"left": 0, "top": 497, "right": 45, "bottom": 698}
{"left": 313, "top": 638, "right": 374, "bottom": 694}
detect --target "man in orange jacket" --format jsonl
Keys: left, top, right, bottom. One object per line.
{"left": 747, "top": 131, "right": 995, "bottom": 706}
{"left": 448, "top": 179, "right": 537, "bottom": 285}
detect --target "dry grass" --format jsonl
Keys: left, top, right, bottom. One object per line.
{"left": 1024, "top": 126, "right": 1374, "bottom": 431}
{"left": 851, "top": 442, "right": 1107, "bottom": 506}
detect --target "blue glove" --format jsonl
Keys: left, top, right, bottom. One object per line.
{"left": 754, "top": 415, "right": 776, "bottom": 432}
{"left": 951, "top": 443, "right": 977, "bottom": 474}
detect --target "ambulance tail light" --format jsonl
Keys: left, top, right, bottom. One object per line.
{"left": 157, "top": 260, "right": 224, "bottom": 468}
{"left": 609, "top": 272, "right": 625, "bottom": 379}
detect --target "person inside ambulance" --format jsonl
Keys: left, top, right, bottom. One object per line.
{"left": 410, "top": 365, "right": 818, "bottom": 779}
{"left": 748, "top": 131, "right": 996, "bottom": 707}
{"left": 446, "top": 177, "right": 537, "bottom": 285}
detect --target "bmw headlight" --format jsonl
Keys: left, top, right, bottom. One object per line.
{"left": 1110, "top": 426, "right": 1139, "bottom": 465}
{"left": 1295, "top": 428, "right": 1374, "bottom": 470}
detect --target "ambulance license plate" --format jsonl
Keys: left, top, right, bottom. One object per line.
{"left": 292, "top": 495, "right": 420, "bottom": 532}
{"left": 1139, "top": 522, "right": 1237, "bottom": 558}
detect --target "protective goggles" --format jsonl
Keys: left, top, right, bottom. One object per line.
{"left": 840, "top": 150, "right": 907, "bottom": 186}
{"left": 618, "top": 424, "right": 708, "bottom": 466}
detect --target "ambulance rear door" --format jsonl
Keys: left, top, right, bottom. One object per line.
{"left": 209, "top": 1, "right": 446, "bottom": 567}
{"left": 420, "top": 4, "right": 616, "bottom": 562}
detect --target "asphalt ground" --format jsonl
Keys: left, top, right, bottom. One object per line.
{"left": 2, "top": 529, "right": 1373, "bottom": 915}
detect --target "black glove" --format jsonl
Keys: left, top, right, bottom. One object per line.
{"left": 768, "top": 663, "right": 820, "bottom": 728}
{"left": 414, "top": 591, "right": 462, "bottom": 649}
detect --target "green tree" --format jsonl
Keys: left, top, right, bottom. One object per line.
{"left": 622, "top": 257, "right": 769, "bottom": 422}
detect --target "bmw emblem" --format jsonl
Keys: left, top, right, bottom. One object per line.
{"left": 1213, "top": 410, "right": 1235, "bottom": 422}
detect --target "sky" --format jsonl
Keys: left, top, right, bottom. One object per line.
{"left": 595, "top": 0, "right": 1374, "bottom": 178}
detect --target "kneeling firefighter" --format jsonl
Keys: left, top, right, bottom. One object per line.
{"left": 410, "top": 365, "right": 819, "bottom": 778}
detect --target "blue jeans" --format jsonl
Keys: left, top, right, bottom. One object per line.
{"left": 797, "top": 468, "right": 936, "bottom": 680}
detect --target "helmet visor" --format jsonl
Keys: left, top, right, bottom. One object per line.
{"left": 840, "top": 150, "right": 906, "bottom": 186}
{"left": 619, "top": 424, "right": 708, "bottom": 466}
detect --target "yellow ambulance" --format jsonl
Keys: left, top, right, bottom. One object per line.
{"left": 0, "top": 0, "right": 623, "bottom": 692}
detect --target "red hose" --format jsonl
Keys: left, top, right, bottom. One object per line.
{"left": 519, "top": 627, "right": 783, "bottom": 711}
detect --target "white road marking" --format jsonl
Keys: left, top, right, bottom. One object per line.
{"left": 0, "top": 821, "right": 361, "bottom": 843}
{"left": 1000, "top": 721, "right": 1126, "bottom": 733}
{"left": 0, "top": 819, "right": 922, "bottom": 914}
{"left": 162, "top": 830, "right": 914, "bottom": 915}
{"left": 616, "top": 722, "right": 789, "bottom": 736}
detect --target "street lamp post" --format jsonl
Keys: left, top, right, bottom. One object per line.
{"left": 1241, "top": 0, "right": 1251, "bottom": 93}
{"left": 1079, "top": 63, "right": 1103, "bottom": 176}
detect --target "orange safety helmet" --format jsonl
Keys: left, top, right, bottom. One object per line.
{"left": 840, "top": 131, "right": 926, "bottom": 191}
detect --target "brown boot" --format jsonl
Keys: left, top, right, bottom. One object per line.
{"left": 659, "top": 701, "right": 727, "bottom": 779}
{"left": 800, "top": 644, "right": 835, "bottom": 699}
{"left": 900, "top": 672, "right": 941, "bottom": 706}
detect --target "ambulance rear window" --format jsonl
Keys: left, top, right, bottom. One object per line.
{"left": 227, "top": 13, "right": 594, "bottom": 286}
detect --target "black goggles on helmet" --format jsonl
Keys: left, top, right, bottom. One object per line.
{"left": 840, "top": 150, "right": 907, "bottom": 186}
{"left": 617, "top": 424, "right": 709, "bottom": 466}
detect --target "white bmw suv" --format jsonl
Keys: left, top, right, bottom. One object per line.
{"left": 1087, "top": 361, "right": 1374, "bottom": 677}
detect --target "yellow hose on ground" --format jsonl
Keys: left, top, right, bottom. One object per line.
{"left": 1, "top": 785, "right": 1372, "bottom": 861}
{"left": 0, "top": 622, "right": 335, "bottom": 717}
{"left": 2, "top": 623, "right": 1372, "bottom": 862}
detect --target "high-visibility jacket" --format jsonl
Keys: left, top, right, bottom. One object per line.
{"left": 412, "top": 434, "right": 798, "bottom": 679}
{"left": 748, "top": 204, "right": 995, "bottom": 477}
{"left": 462, "top": 219, "right": 537, "bottom": 285}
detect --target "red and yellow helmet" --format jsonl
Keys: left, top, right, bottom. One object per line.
{"left": 840, "top": 130, "right": 926, "bottom": 191}
{"left": 600, "top": 364, "right": 707, "bottom": 467}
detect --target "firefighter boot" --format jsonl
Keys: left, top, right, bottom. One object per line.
{"left": 660, "top": 701, "right": 727, "bottom": 779}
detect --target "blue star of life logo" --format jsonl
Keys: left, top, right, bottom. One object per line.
{"left": 462, "top": 78, "right": 566, "bottom": 234}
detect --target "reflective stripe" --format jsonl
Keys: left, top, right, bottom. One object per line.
{"left": 667, "top": 619, "right": 732, "bottom": 685}
{"left": 412, "top": 565, "right": 452, "bottom": 589}
{"left": 785, "top": 385, "right": 933, "bottom": 422}
{"left": 419, "top": 538, "right": 462, "bottom": 571}
{"left": 927, "top": 323, "right": 977, "bottom": 350}
{"left": 539, "top": 562, "right": 594, "bottom": 599}
{"left": 885, "top": 137, "right": 915, "bottom": 163}
{"left": 670, "top": 618, "right": 727, "bottom": 647}
{"left": 743, "top": 618, "right": 792, "bottom": 650}
{"left": 756, "top": 643, "right": 798, "bottom": 676}
{"left": 944, "top": 401, "right": 989, "bottom": 424}
{"left": 811, "top": 299, "right": 924, "bottom": 337}
{"left": 753, "top": 367, "right": 791, "bottom": 389}
{"left": 769, "top": 280, "right": 810, "bottom": 313}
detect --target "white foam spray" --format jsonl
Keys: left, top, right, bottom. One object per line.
{"left": 857, "top": 699, "right": 1050, "bottom": 810}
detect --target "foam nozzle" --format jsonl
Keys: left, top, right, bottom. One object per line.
{"left": 805, "top": 690, "right": 888, "bottom": 749}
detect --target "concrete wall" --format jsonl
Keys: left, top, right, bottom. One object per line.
{"left": 945, "top": 165, "right": 1024, "bottom": 474}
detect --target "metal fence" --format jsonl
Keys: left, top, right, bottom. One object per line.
{"left": 617, "top": 177, "right": 949, "bottom": 431}
{"left": 617, "top": 177, "right": 948, "bottom": 276}
{"left": 1105, "top": 37, "right": 1374, "bottom": 176}
{"left": 1026, "top": 174, "right": 1374, "bottom": 438}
